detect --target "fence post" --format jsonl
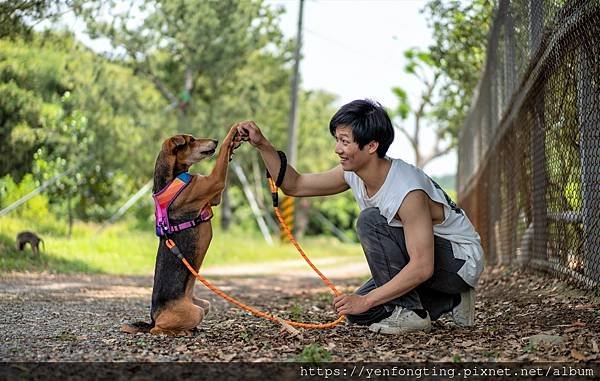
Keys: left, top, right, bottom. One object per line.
{"left": 577, "top": 37, "right": 600, "bottom": 282}
{"left": 504, "top": 5, "right": 518, "bottom": 263}
{"left": 504, "top": 5, "right": 517, "bottom": 98}
{"left": 531, "top": 95, "right": 548, "bottom": 263}
{"left": 529, "top": 0, "right": 548, "bottom": 262}
{"left": 528, "top": 0, "right": 544, "bottom": 58}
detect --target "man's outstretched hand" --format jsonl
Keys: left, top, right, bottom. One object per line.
{"left": 235, "top": 120, "right": 269, "bottom": 150}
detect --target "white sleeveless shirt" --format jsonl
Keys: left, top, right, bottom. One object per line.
{"left": 343, "top": 158, "right": 484, "bottom": 287}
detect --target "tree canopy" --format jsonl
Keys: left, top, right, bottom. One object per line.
{"left": 391, "top": 0, "right": 494, "bottom": 170}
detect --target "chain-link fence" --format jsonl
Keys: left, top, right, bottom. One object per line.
{"left": 457, "top": 0, "right": 600, "bottom": 289}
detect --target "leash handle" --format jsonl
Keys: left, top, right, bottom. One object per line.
{"left": 266, "top": 150, "right": 287, "bottom": 207}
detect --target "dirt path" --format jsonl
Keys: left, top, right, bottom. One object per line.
{"left": 1, "top": 266, "right": 599, "bottom": 362}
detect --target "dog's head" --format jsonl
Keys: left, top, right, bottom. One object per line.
{"left": 162, "top": 134, "right": 218, "bottom": 166}
{"left": 154, "top": 134, "right": 219, "bottom": 192}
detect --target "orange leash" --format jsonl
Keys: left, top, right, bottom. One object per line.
{"left": 164, "top": 177, "right": 345, "bottom": 329}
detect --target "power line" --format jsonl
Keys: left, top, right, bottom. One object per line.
{"left": 0, "top": 167, "right": 76, "bottom": 217}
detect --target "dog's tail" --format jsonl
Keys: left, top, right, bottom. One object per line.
{"left": 121, "top": 321, "right": 154, "bottom": 334}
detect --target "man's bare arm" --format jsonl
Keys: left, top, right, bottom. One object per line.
{"left": 237, "top": 121, "right": 349, "bottom": 197}
{"left": 362, "top": 190, "right": 436, "bottom": 308}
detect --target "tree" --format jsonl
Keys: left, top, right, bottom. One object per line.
{"left": 392, "top": 48, "right": 449, "bottom": 169}
{"left": 391, "top": 1, "right": 494, "bottom": 171}
{"left": 0, "top": 0, "right": 60, "bottom": 39}
{"left": 33, "top": 95, "right": 91, "bottom": 236}
{"left": 422, "top": 0, "right": 494, "bottom": 140}
{"left": 75, "top": 0, "right": 292, "bottom": 229}
{"left": 75, "top": 0, "right": 285, "bottom": 128}
{"left": 0, "top": 32, "right": 169, "bottom": 222}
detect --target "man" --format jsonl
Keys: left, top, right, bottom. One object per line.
{"left": 236, "top": 99, "right": 484, "bottom": 334}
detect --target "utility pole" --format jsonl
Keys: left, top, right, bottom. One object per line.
{"left": 282, "top": 0, "right": 304, "bottom": 239}
{"left": 287, "top": 0, "right": 304, "bottom": 167}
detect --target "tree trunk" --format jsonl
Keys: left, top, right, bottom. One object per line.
{"left": 67, "top": 193, "right": 73, "bottom": 239}
{"left": 220, "top": 185, "right": 232, "bottom": 231}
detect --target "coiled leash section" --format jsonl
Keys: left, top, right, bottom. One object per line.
{"left": 162, "top": 149, "right": 345, "bottom": 329}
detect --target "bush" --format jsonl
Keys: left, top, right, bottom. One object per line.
{"left": 0, "top": 174, "right": 50, "bottom": 221}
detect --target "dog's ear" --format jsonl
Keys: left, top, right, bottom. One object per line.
{"left": 164, "top": 135, "right": 187, "bottom": 154}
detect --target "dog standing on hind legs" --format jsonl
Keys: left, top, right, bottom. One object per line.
{"left": 122, "top": 123, "right": 242, "bottom": 335}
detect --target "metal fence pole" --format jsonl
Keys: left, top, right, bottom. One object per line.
{"left": 505, "top": 6, "right": 517, "bottom": 98}
{"left": 577, "top": 38, "right": 600, "bottom": 281}
{"left": 529, "top": 0, "right": 548, "bottom": 262}
{"left": 531, "top": 94, "right": 548, "bottom": 262}
{"left": 529, "top": 0, "right": 544, "bottom": 59}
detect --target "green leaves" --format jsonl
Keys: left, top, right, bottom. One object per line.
{"left": 392, "top": 87, "right": 410, "bottom": 120}
{"left": 423, "top": 0, "right": 494, "bottom": 134}
{"left": 75, "top": 0, "right": 287, "bottom": 135}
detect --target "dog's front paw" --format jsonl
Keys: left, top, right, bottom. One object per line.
{"left": 228, "top": 137, "right": 244, "bottom": 161}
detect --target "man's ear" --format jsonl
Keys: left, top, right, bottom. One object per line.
{"left": 367, "top": 141, "right": 379, "bottom": 155}
{"left": 164, "top": 135, "right": 187, "bottom": 154}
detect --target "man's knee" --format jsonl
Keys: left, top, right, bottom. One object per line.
{"left": 356, "top": 208, "right": 386, "bottom": 238}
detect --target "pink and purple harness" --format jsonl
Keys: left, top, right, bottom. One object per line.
{"left": 153, "top": 172, "right": 213, "bottom": 237}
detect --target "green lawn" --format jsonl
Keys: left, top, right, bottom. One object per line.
{"left": 0, "top": 216, "right": 363, "bottom": 275}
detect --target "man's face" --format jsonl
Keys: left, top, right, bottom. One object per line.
{"left": 334, "top": 125, "right": 371, "bottom": 171}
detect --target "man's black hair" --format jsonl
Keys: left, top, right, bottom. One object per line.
{"left": 329, "top": 99, "right": 394, "bottom": 158}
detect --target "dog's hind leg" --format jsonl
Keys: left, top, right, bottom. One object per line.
{"left": 192, "top": 296, "right": 211, "bottom": 316}
{"left": 151, "top": 299, "right": 204, "bottom": 335}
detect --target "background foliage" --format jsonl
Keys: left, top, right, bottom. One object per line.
{"left": 0, "top": 0, "right": 477, "bottom": 273}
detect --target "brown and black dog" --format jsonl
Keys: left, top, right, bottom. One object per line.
{"left": 16, "top": 231, "right": 45, "bottom": 255}
{"left": 122, "top": 124, "right": 241, "bottom": 335}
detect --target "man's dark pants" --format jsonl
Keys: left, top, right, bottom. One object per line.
{"left": 346, "top": 207, "right": 472, "bottom": 325}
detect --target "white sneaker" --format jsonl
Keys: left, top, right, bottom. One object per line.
{"left": 452, "top": 289, "right": 475, "bottom": 327}
{"left": 368, "top": 306, "right": 431, "bottom": 334}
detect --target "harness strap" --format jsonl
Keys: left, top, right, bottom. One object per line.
{"left": 169, "top": 205, "right": 213, "bottom": 233}
{"left": 153, "top": 172, "right": 212, "bottom": 236}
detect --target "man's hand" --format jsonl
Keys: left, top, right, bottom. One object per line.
{"left": 333, "top": 293, "right": 372, "bottom": 316}
{"left": 235, "top": 120, "right": 269, "bottom": 149}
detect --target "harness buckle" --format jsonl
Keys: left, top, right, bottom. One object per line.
{"left": 157, "top": 221, "right": 169, "bottom": 236}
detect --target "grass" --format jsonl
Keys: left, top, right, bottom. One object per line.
{"left": 0, "top": 216, "right": 363, "bottom": 275}
{"left": 295, "top": 344, "right": 332, "bottom": 363}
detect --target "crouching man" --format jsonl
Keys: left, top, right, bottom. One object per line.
{"left": 236, "top": 99, "right": 484, "bottom": 334}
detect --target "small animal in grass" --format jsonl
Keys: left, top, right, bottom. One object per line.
{"left": 16, "top": 231, "right": 45, "bottom": 255}
{"left": 121, "top": 123, "right": 243, "bottom": 336}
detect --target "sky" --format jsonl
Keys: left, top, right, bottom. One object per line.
{"left": 265, "top": 0, "right": 457, "bottom": 176}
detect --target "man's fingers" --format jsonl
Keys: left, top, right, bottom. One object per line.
{"left": 235, "top": 124, "right": 248, "bottom": 136}
{"left": 333, "top": 295, "right": 347, "bottom": 308}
